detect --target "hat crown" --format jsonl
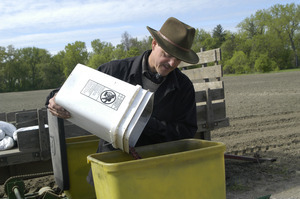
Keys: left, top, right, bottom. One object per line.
{"left": 160, "top": 17, "right": 195, "bottom": 50}
{"left": 147, "top": 17, "right": 199, "bottom": 64}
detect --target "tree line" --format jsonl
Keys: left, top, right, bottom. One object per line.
{"left": 0, "top": 3, "right": 299, "bottom": 92}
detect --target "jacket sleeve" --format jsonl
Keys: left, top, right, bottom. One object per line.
{"left": 45, "top": 88, "right": 60, "bottom": 107}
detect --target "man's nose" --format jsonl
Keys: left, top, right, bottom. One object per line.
{"left": 168, "top": 58, "right": 180, "bottom": 68}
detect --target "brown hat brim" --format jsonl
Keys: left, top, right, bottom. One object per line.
{"left": 147, "top": 26, "right": 199, "bottom": 64}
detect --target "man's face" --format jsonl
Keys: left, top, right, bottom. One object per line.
{"left": 149, "top": 40, "right": 181, "bottom": 77}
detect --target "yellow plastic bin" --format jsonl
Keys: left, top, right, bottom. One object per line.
{"left": 87, "top": 139, "right": 226, "bottom": 199}
{"left": 64, "top": 135, "right": 100, "bottom": 199}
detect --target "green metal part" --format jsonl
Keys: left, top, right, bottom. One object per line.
{"left": 5, "top": 178, "right": 25, "bottom": 199}
{"left": 257, "top": 195, "right": 272, "bottom": 199}
{"left": 4, "top": 176, "right": 63, "bottom": 199}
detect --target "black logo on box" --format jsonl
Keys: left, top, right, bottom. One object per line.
{"left": 100, "top": 90, "right": 116, "bottom": 104}
{"left": 81, "top": 80, "right": 125, "bottom": 111}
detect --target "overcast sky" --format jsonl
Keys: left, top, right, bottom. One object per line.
{"left": 0, "top": 0, "right": 297, "bottom": 55}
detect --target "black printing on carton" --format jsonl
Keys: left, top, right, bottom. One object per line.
{"left": 81, "top": 79, "right": 125, "bottom": 111}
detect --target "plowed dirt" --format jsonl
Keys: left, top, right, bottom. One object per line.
{"left": 0, "top": 71, "right": 299, "bottom": 199}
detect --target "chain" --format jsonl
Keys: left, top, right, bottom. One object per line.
{"left": 4, "top": 171, "right": 54, "bottom": 190}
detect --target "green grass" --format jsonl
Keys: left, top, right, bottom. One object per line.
{"left": 273, "top": 68, "right": 300, "bottom": 73}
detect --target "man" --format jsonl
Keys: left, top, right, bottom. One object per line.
{"left": 47, "top": 16, "right": 199, "bottom": 185}
{"left": 47, "top": 17, "right": 198, "bottom": 176}
{"left": 47, "top": 16, "right": 198, "bottom": 145}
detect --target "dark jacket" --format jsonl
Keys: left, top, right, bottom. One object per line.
{"left": 47, "top": 50, "right": 197, "bottom": 186}
{"left": 46, "top": 50, "right": 197, "bottom": 146}
{"left": 96, "top": 50, "right": 197, "bottom": 146}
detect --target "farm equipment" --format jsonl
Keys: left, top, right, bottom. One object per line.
{"left": 3, "top": 115, "right": 227, "bottom": 199}
{"left": 4, "top": 172, "right": 59, "bottom": 199}
{"left": 1, "top": 48, "right": 232, "bottom": 198}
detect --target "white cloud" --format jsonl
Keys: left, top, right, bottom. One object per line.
{"left": 0, "top": 0, "right": 206, "bottom": 50}
{"left": 0, "top": 0, "right": 205, "bottom": 31}
{"left": 0, "top": 0, "right": 296, "bottom": 54}
{"left": 0, "top": 25, "right": 131, "bottom": 53}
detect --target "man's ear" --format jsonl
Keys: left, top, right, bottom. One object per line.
{"left": 152, "top": 39, "right": 157, "bottom": 50}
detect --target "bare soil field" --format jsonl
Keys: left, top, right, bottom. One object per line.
{"left": 0, "top": 89, "right": 53, "bottom": 113}
{"left": 0, "top": 71, "right": 300, "bottom": 198}
{"left": 214, "top": 71, "right": 300, "bottom": 199}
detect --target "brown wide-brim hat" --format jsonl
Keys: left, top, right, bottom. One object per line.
{"left": 147, "top": 17, "right": 199, "bottom": 64}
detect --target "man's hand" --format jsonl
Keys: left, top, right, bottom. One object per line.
{"left": 48, "top": 93, "right": 71, "bottom": 119}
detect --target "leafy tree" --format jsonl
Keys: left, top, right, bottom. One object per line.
{"left": 128, "top": 37, "right": 151, "bottom": 55}
{"left": 139, "top": 36, "right": 153, "bottom": 52}
{"left": 193, "top": 28, "right": 214, "bottom": 51}
{"left": 121, "top": 32, "right": 152, "bottom": 55}
{"left": 254, "top": 53, "right": 278, "bottom": 72}
{"left": 88, "top": 54, "right": 105, "bottom": 69}
{"left": 224, "top": 51, "right": 250, "bottom": 74}
{"left": 236, "top": 10, "right": 269, "bottom": 70}
{"left": 121, "top": 31, "right": 132, "bottom": 51}
{"left": 20, "top": 47, "right": 52, "bottom": 90}
{"left": 212, "top": 24, "right": 226, "bottom": 48}
{"left": 125, "top": 47, "right": 140, "bottom": 58}
{"left": 220, "top": 32, "right": 237, "bottom": 65}
{"left": 2, "top": 46, "right": 23, "bottom": 91}
{"left": 40, "top": 50, "right": 65, "bottom": 89}
{"left": 0, "top": 46, "right": 6, "bottom": 91}
{"left": 90, "top": 39, "right": 106, "bottom": 54}
{"left": 0, "top": 46, "right": 5, "bottom": 62}
{"left": 247, "top": 34, "right": 272, "bottom": 70}
{"left": 63, "top": 41, "right": 88, "bottom": 77}
{"left": 2, "top": 3, "right": 300, "bottom": 92}
{"left": 111, "top": 44, "right": 127, "bottom": 60}
{"left": 235, "top": 3, "right": 299, "bottom": 72}
{"left": 295, "top": 32, "right": 300, "bottom": 61}
{"left": 88, "top": 39, "right": 114, "bottom": 68}
{"left": 267, "top": 3, "right": 299, "bottom": 68}
{"left": 237, "top": 10, "right": 268, "bottom": 39}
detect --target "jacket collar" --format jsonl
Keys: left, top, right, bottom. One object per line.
{"left": 129, "top": 50, "right": 181, "bottom": 104}
{"left": 128, "top": 51, "right": 149, "bottom": 85}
